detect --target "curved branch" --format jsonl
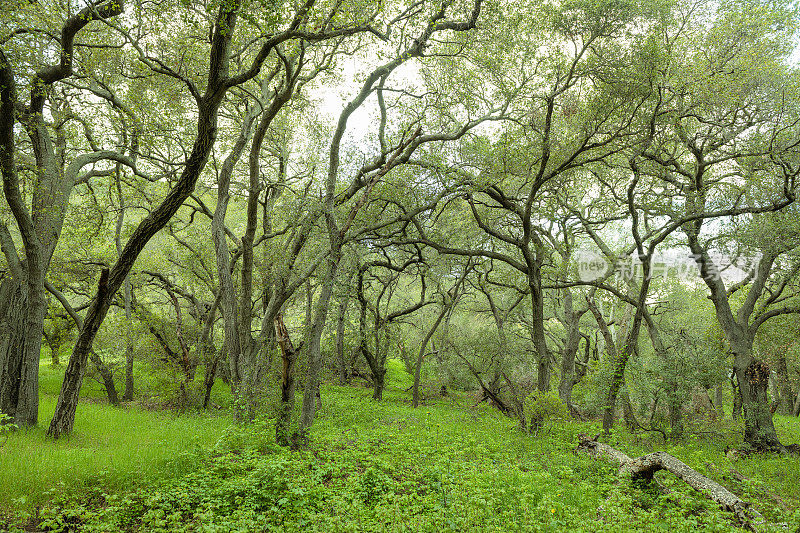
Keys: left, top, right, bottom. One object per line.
{"left": 31, "top": 0, "right": 125, "bottom": 113}
{"left": 0, "top": 222, "right": 23, "bottom": 280}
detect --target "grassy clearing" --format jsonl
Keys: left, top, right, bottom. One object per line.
{"left": 1, "top": 360, "right": 231, "bottom": 517}
{"left": 38, "top": 356, "right": 234, "bottom": 410}
{"left": 38, "top": 357, "right": 115, "bottom": 400}
{"left": 0, "top": 396, "right": 229, "bottom": 515}
{"left": 2, "top": 359, "right": 799, "bottom": 531}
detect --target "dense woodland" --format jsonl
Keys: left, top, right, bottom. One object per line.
{"left": 2, "top": 0, "right": 800, "bottom": 530}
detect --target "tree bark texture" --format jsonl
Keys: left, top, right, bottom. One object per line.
{"left": 0, "top": 277, "right": 27, "bottom": 421}
{"left": 274, "top": 314, "right": 297, "bottom": 446}
{"left": 576, "top": 434, "right": 761, "bottom": 531}
{"left": 557, "top": 288, "right": 589, "bottom": 413}
{"left": 298, "top": 250, "right": 340, "bottom": 433}
{"left": 737, "top": 357, "right": 781, "bottom": 451}
{"left": 0, "top": 1, "right": 126, "bottom": 429}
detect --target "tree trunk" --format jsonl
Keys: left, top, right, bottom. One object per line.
{"left": 574, "top": 333, "right": 591, "bottom": 384}
{"left": 768, "top": 371, "right": 779, "bottom": 411}
{"left": 0, "top": 272, "right": 45, "bottom": 428}
{"left": 621, "top": 385, "right": 638, "bottom": 432}
{"left": 736, "top": 357, "right": 782, "bottom": 451}
{"left": 298, "top": 251, "right": 339, "bottom": 434}
{"left": 723, "top": 332, "right": 782, "bottom": 450}
{"left": 89, "top": 350, "right": 119, "bottom": 406}
{"left": 557, "top": 289, "right": 583, "bottom": 411}
{"left": 200, "top": 305, "right": 222, "bottom": 410}
{"left": 202, "top": 354, "right": 219, "bottom": 410}
{"left": 412, "top": 305, "right": 448, "bottom": 408}
{"left": 355, "top": 270, "right": 387, "bottom": 402}
{"left": 49, "top": 268, "right": 112, "bottom": 437}
{"left": 116, "top": 168, "right": 135, "bottom": 402}
{"left": 235, "top": 90, "right": 291, "bottom": 421}
{"left": 372, "top": 367, "right": 386, "bottom": 401}
{"left": 18, "top": 274, "right": 45, "bottom": 428}
{"left": 527, "top": 257, "right": 551, "bottom": 392}
{"left": 532, "top": 291, "right": 551, "bottom": 393}
{"left": 731, "top": 370, "right": 742, "bottom": 420}
{"left": 793, "top": 387, "right": 800, "bottom": 417}
{"left": 602, "top": 264, "right": 651, "bottom": 434}
{"left": 44, "top": 332, "right": 61, "bottom": 367}
{"left": 0, "top": 277, "right": 27, "bottom": 422}
{"left": 50, "top": 343, "right": 60, "bottom": 366}
{"left": 213, "top": 143, "right": 245, "bottom": 417}
{"left": 576, "top": 435, "right": 761, "bottom": 531}
{"left": 603, "top": 343, "right": 635, "bottom": 433}
{"left": 121, "top": 279, "right": 135, "bottom": 401}
{"left": 274, "top": 314, "right": 298, "bottom": 446}
{"left": 367, "top": 329, "right": 389, "bottom": 402}
{"left": 667, "top": 393, "right": 684, "bottom": 437}
{"left": 536, "top": 352, "right": 551, "bottom": 393}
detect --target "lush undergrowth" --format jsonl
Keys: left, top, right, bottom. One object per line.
{"left": 1, "top": 357, "right": 231, "bottom": 521}
{"left": 2, "top": 360, "right": 799, "bottom": 532}
{"left": 37, "top": 356, "right": 234, "bottom": 409}
{"left": 0, "top": 396, "right": 229, "bottom": 517}
{"left": 38, "top": 356, "right": 118, "bottom": 400}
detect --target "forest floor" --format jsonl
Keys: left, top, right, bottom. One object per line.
{"left": 1, "top": 359, "right": 799, "bottom": 532}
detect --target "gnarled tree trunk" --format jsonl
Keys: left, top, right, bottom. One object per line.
{"left": 558, "top": 288, "right": 589, "bottom": 415}
{"left": 298, "top": 249, "right": 340, "bottom": 433}
{"left": 0, "top": 277, "right": 27, "bottom": 422}
{"left": 736, "top": 355, "right": 781, "bottom": 451}
{"left": 274, "top": 314, "right": 298, "bottom": 446}
{"left": 0, "top": 268, "right": 46, "bottom": 428}
{"left": 370, "top": 360, "right": 387, "bottom": 401}
{"left": 576, "top": 434, "right": 761, "bottom": 531}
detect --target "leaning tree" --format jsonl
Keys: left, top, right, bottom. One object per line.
{"left": 47, "top": 0, "right": 383, "bottom": 437}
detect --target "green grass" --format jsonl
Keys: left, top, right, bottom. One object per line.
{"left": 2, "top": 358, "right": 799, "bottom": 531}
{"left": 39, "top": 355, "right": 235, "bottom": 409}
{"left": 2, "top": 355, "right": 231, "bottom": 520}
{"left": 38, "top": 357, "right": 115, "bottom": 400}
{"left": 0, "top": 396, "right": 230, "bottom": 515}
{"left": 385, "top": 357, "right": 414, "bottom": 390}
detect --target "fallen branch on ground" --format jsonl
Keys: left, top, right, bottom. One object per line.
{"left": 576, "top": 434, "right": 762, "bottom": 532}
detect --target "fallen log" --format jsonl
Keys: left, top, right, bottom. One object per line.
{"left": 576, "top": 434, "right": 762, "bottom": 531}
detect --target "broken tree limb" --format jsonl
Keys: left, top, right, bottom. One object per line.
{"left": 576, "top": 434, "right": 762, "bottom": 532}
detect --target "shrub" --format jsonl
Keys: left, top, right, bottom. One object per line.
{"left": 523, "top": 391, "right": 568, "bottom": 433}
